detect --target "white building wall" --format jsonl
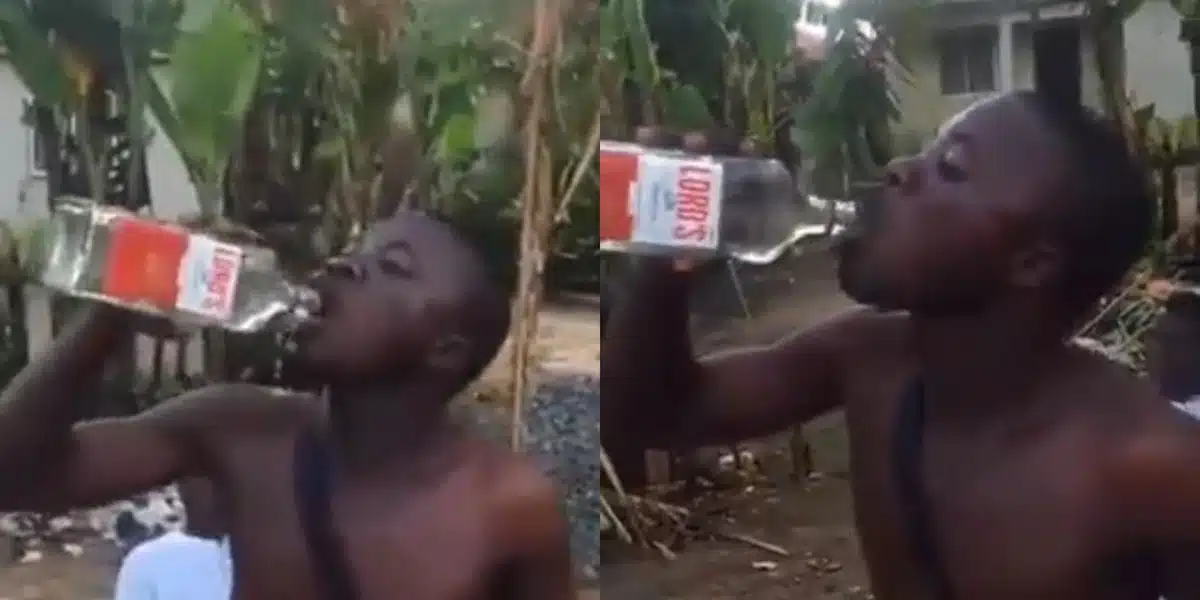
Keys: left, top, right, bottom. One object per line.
{"left": 897, "top": 0, "right": 1193, "bottom": 139}
{"left": 1124, "top": 0, "right": 1194, "bottom": 119}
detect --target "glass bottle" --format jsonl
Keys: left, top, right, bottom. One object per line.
{"left": 599, "top": 141, "right": 853, "bottom": 264}
{"left": 28, "top": 196, "right": 319, "bottom": 333}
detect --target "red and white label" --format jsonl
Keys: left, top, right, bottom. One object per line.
{"left": 176, "top": 236, "right": 243, "bottom": 321}
{"left": 101, "top": 219, "right": 243, "bottom": 322}
{"left": 599, "top": 142, "right": 723, "bottom": 251}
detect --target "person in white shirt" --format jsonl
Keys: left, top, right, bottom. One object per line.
{"left": 1144, "top": 281, "right": 1200, "bottom": 600}
{"left": 113, "top": 477, "right": 231, "bottom": 600}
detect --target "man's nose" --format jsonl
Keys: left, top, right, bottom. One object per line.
{"left": 324, "top": 257, "right": 365, "bottom": 281}
{"left": 884, "top": 157, "right": 922, "bottom": 194}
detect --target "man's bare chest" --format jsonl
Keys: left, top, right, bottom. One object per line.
{"left": 214, "top": 437, "right": 500, "bottom": 600}
{"left": 839, "top": 378, "right": 1136, "bottom": 600}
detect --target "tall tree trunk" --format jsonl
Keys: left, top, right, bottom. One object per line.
{"left": 1086, "top": 0, "right": 1138, "bottom": 155}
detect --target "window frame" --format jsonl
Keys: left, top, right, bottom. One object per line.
{"left": 22, "top": 100, "right": 48, "bottom": 178}
{"left": 935, "top": 24, "right": 999, "bottom": 96}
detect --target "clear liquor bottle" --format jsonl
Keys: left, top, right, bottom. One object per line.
{"left": 599, "top": 141, "right": 853, "bottom": 264}
{"left": 28, "top": 196, "right": 319, "bottom": 333}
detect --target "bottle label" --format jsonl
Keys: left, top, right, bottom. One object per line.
{"left": 599, "top": 143, "right": 724, "bottom": 251}
{"left": 176, "top": 235, "right": 243, "bottom": 321}
{"left": 101, "top": 218, "right": 244, "bottom": 322}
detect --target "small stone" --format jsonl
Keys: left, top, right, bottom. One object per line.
{"left": 752, "top": 560, "right": 778, "bottom": 571}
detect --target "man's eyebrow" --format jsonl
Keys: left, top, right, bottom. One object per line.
{"left": 381, "top": 239, "right": 421, "bottom": 269}
{"left": 382, "top": 239, "right": 415, "bottom": 254}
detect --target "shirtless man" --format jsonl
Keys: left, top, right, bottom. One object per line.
{"left": 603, "top": 91, "right": 1200, "bottom": 600}
{"left": 0, "top": 212, "right": 574, "bottom": 600}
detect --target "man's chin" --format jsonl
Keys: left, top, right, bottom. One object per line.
{"left": 278, "top": 344, "right": 341, "bottom": 388}
{"left": 836, "top": 267, "right": 902, "bottom": 311}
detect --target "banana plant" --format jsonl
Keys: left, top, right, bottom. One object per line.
{"left": 0, "top": 0, "right": 72, "bottom": 110}
{"left": 791, "top": 0, "right": 927, "bottom": 197}
{"left": 150, "top": 0, "right": 264, "bottom": 221}
{"left": 1171, "top": 0, "right": 1200, "bottom": 18}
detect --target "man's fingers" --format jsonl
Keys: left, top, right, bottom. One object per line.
{"left": 704, "top": 129, "right": 745, "bottom": 156}
{"left": 672, "top": 257, "right": 699, "bottom": 272}
{"left": 633, "top": 126, "right": 759, "bottom": 157}
{"left": 681, "top": 132, "right": 708, "bottom": 154}
{"left": 634, "top": 126, "right": 681, "bottom": 149}
{"left": 1147, "top": 279, "right": 1177, "bottom": 301}
{"left": 739, "top": 138, "right": 765, "bottom": 157}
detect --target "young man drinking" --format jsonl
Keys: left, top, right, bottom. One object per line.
{"left": 0, "top": 212, "right": 575, "bottom": 600}
{"left": 604, "top": 92, "right": 1200, "bottom": 600}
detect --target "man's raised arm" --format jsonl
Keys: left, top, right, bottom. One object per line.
{"left": 0, "top": 381, "right": 280, "bottom": 512}
{"left": 0, "top": 304, "right": 133, "bottom": 486}
{"left": 601, "top": 259, "right": 874, "bottom": 450}
{"left": 0, "top": 303, "right": 303, "bottom": 511}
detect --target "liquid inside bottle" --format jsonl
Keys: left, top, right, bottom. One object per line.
{"left": 28, "top": 196, "right": 320, "bottom": 333}
{"left": 599, "top": 141, "right": 855, "bottom": 264}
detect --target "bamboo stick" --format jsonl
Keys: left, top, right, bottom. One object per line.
{"left": 507, "top": 0, "right": 565, "bottom": 449}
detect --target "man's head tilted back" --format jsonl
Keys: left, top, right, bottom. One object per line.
{"left": 836, "top": 91, "right": 1154, "bottom": 325}
{"left": 295, "top": 210, "right": 510, "bottom": 392}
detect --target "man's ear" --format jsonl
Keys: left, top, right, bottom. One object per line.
{"left": 427, "top": 333, "right": 472, "bottom": 373}
{"left": 1009, "top": 241, "right": 1062, "bottom": 290}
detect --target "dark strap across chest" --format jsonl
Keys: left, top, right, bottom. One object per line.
{"left": 889, "top": 380, "right": 1168, "bottom": 600}
{"left": 890, "top": 378, "right": 956, "bottom": 600}
{"left": 293, "top": 432, "right": 361, "bottom": 600}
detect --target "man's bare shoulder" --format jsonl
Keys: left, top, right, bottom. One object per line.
{"left": 468, "top": 441, "right": 561, "bottom": 519}
{"left": 484, "top": 448, "right": 564, "bottom": 547}
{"left": 470, "top": 441, "right": 558, "bottom": 505}
{"left": 1080, "top": 359, "right": 1200, "bottom": 529}
{"left": 1097, "top": 370, "right": 1200, "bottom": 548}
{"left": 790, "top": 305, "right": 910, "bottom": 361}
{"left": 1062, "top": 348, "right": 1173, "bottom": 434}
{"left": 144, "top": 383, "right": 323, "bottom": 438}
{"left": 839, "top": 306, "right": 909, "bottom": 337}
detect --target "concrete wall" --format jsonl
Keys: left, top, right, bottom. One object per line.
{"left": 894, "top": 0, "right": 1192, "bottom": 144}
{"left": 891, "top": 0, "right": 1199, "bottom": 256}
{"left": 1124, "top": 0, "right": 1194, "bottom": 119}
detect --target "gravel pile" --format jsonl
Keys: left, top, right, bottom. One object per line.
{"left": 519, "top": 374, "right": 600, "bottom": 582}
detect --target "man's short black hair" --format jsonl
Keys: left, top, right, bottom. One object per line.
{"left": 428, "top": 212, "right": 512, "bottom": 386}
{"left": 1016, "top": 91, "right": 1155, "bottom": 317}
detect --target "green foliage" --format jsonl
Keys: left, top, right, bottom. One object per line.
{"left": 163, "top": 0, "right": 263, "bottom": 194}
{"left": 0, "top": 0, "right": 72, "bottom": 106}
{"left": 606, "top": 0, "right": 917, "bottom": 200}
{"left": 0, "top": 0, "right": 920, "bottom": 314}
{"left": 794, "top": 1, "right": 926, "bottom": 196}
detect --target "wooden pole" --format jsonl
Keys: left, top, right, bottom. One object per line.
{"left": 507, "top": 0, "right": 565, "bottom": 450}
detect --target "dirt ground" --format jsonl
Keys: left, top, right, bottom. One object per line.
{"left": 0, "top": 549, "right": 116, "bottom": 600}
{"left": 603, "top": 422, "right": 869, "bottom": 600}
{"left": 603, "top": 252, "right": 873, "bottom": 599}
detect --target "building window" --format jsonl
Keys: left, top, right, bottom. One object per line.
{"left": 799, "top": 0, "right": 832, "bottom": 28}
{"left": 22, "top": 100, "right": 47, "bottom": 177}
{"left": 936, "top": 25, "right": 998, "bottom": 95}
{"left": 30, "top": 128, "right": 47, "bottom": 175}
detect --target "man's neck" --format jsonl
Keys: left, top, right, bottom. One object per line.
{"left": 911, "top": 304, "right": 1073, "bottom": 423}
{"left": 325, "top": 377, "right": 458, "bottom": 477}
